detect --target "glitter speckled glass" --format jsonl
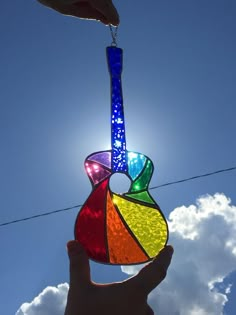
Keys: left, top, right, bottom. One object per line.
{"left": 74, "top": 46, "right": 168, "bottom": 264}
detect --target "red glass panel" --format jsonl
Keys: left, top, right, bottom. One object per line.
{"left": 75, "top": 178, "right": 109, "bottom": 262}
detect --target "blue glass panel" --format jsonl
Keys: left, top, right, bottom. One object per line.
{"left": 107, "top": 46, "right": 127, "bottom": 172}
{"left": 127, "top": 151, "right": 147, "bottom": 180}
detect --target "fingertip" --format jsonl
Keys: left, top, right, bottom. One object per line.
{"left": 151, "top": 245, "right": 174, "bottom": 277}
{"left": 67, "top": 240, "right": 84, "bottom": 256}
{"left": 67, "top": 240, "right": 78, "bottom": 248}
{"left": 164, "top": 245, "right": 174, "bottom": 256}
{"left": 101, "top": 15, "right": 119, "bottom": 26}
{"left": 66, "top": 240, "right": 91, "bottom": 287}
{"left": 153, "top": 245, "right": 174, "bottom": 267}
{"left": 92, "top": 1, "right": 120, "bottom": 26}
{"left": 110, "top": 15, "right": 120, "bottom": 26}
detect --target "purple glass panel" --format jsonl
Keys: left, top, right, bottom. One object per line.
{"left": 85, "top": 160, "right": 111, "bottom": 185}
{"left": 88, "top": 151, "right": 111, "bottom": 169}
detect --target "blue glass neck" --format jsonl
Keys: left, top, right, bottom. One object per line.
{"left": 107, "top": 46, "right": 127, "bottom": 172}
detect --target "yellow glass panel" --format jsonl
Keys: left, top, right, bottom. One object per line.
{"left": 113, "top": 194, "right": 168, "bottom": 257}
{"left": 106, "top": 191, "right": 148, "bottom": 264}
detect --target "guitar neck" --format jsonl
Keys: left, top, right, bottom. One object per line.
{"left": 106, "top": 46, "right": 127, "bottom": 172}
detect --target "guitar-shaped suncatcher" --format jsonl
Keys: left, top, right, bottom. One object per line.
{"left": 75, "top": 46, "right": 168, "bottom": 264}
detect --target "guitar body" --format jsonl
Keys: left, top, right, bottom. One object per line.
{"left": 74, "top": 150, "right": 168, "bottom": 264}
{"left": 74, "top": 46, "right": 168, "bottom": 265}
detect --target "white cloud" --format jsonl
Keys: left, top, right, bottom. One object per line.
{"left": 16, "top": 283, "right": 68, "bottom": 315}
{"left": 16, "top": 193, "right": 236, "bottom": 315}
{"left": 122, "top": 193, "right": 236, "bottom": 315}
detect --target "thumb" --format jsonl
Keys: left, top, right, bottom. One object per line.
{"left": 129, "top": 245, "right": 174, "bottom": 295}
{"left": 67, "top": 240, "right": 91, "bottom": 289}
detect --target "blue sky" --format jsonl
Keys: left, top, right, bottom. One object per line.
{"left": 0, "top": 1, "right": 236, "bottom": 314}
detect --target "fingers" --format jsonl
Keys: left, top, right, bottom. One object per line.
{"left": 67, "top": 240, "right": 91, "bottom": 290}
{"left": 89, "top": 0, "right": 120, "bottom": 25}
{"left": 69, "top": 2, "right": 109, "bottom": 23}
{"left": 38, "top": 0, "right": 119, "bottom": 26}
{"left": 129, "top": 245, "right": 174, "bottom": 295}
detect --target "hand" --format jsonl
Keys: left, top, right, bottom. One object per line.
{"left": 65, "top": 241, "right": 174, "bottom": 315}
{"left": 37, "top": 0, "right": 119, "bottom": 26}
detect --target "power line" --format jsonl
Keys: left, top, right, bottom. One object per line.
{"left": 0, "top": 166, "right": 235, "bottom": 228}
{"left": 149, "top": 166, "right": 236, "bottom": 190}
{"left": 0, "top": 205, "right": 81, "bottom": 227}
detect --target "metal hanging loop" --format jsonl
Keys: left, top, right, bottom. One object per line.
{"left": 109, "top": 25, "right": 118, "bottom": 47}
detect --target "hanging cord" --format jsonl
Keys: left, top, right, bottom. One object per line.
{"left": 109, "top": 25, "right": 118, "bottom": 46}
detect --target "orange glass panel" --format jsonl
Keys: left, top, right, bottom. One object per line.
{"left": 106, "top": 191, "right": 148, "bottom": 264}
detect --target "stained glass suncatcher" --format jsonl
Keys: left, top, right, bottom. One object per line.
{"left": 74, "top": 46, "right": 168, "bottom": 264}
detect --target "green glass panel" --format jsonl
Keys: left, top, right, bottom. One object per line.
{"left": 130, "top": 159, "right": 153, "bottom": 192}
{"left": 125, "top": 191, "right": 155, "bottom": 204}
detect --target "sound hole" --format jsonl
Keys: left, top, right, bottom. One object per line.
{"left": 109, "top": 173, "right": 131, "bottom": 194}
